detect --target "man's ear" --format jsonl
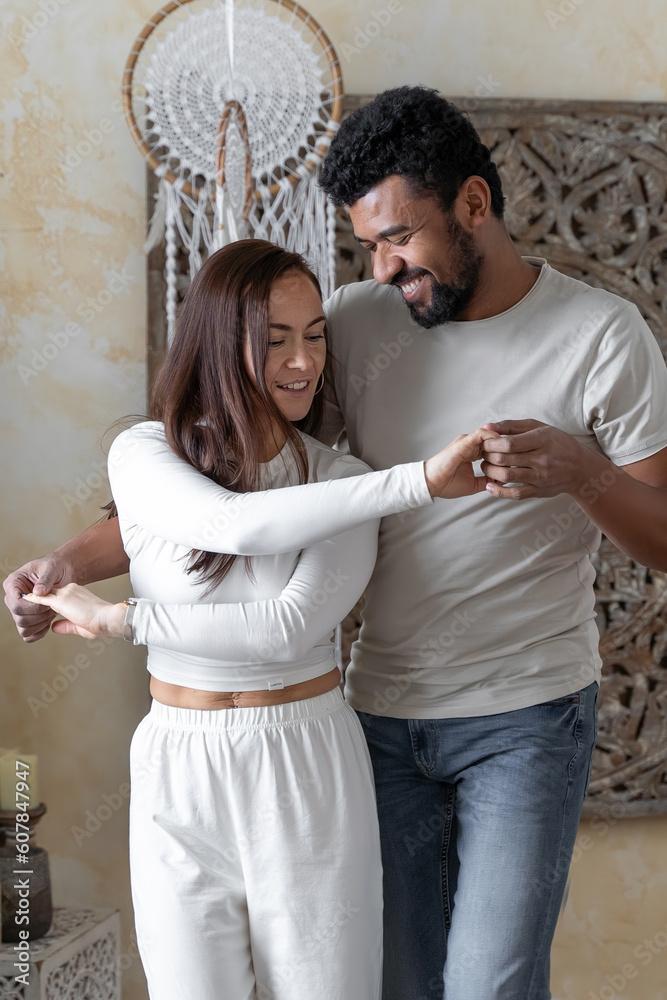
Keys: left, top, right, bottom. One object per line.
{"left": 457, "top": 176, "right": 492, "bottom": 231}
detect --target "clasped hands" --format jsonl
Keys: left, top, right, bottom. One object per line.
{"left": 424, "top": 419, "right": 592, "bottom": 502}
{"left": 480, "top": 419, "right": 592, "bottom": 499}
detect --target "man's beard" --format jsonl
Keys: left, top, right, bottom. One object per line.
{"left": 394, "top": 214, "right": 484, "bottom": 328}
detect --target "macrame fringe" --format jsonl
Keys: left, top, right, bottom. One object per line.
{"left": 146, "top": 165, "right": 335, "bottom": 343}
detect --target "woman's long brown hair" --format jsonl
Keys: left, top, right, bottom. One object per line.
{"left": 111, "top": 239, "right": 335, "bottom": 593}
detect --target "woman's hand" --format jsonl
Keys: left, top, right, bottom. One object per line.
{"left": 424, "top": 428, "right": 501, "bottom": 499}
{"left": 22, "top": 583, "right": 127, "bottom": 639}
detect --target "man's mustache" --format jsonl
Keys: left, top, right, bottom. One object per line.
{"left": 391, "top": 268, "right": 432, "bottom": 286}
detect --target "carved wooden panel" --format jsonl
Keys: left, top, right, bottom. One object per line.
{"left": 147, "top": 97, "right": 667, "bottom": 816}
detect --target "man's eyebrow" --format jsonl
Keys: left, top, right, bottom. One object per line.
{"left": 354, "top": 224, "right": 410, "bottom": 244}
{"left": 269, "top": 315, "right": 326, "bottom": 331}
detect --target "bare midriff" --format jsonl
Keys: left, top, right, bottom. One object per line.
{"left": 149, "top": 665, "right": 342, "bottom": 710}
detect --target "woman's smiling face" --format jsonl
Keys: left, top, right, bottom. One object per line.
{"left": 244, "top": 269, "right": 327, "bottom": 423}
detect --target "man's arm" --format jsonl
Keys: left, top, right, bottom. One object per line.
{"left": 3, "top": 518, "right": 129, "bottom": 642}
{"left": 52, "top": 517, "right": 130, "bottom": 584}
{"left": 481, "top": 421, "right": 667, "bottom": 570}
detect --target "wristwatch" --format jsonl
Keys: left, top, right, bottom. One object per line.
{"left": 122, "top": 598, "right": 138, "bottom": 642}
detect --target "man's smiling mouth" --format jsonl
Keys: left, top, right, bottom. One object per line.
{"left": 396, "top": 274, "right": 428, "bottom": 301}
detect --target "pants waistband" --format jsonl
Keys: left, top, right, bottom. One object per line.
{"left": 146, "top": 685, "right": 346, "bottom": 732}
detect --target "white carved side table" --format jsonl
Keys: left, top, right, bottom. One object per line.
{"left": 0, "top": 908, "right": 120, "bottom": 1000}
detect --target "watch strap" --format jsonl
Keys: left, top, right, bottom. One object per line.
{"left": 122, "top": 598, "right": 138, "bottom": 643}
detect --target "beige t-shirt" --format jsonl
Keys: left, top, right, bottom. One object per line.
{"left": 324, "top": 258, "right": 667, "bottom": 718}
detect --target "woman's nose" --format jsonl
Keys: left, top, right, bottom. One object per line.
{"left": 285, "top": 353, "right": 310, "bottom": 369}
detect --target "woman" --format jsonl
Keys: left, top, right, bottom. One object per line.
{"left": 25, "top": 240, "right": 497, "bottom": 1000}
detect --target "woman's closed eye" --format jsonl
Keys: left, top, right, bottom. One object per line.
{"left": 269, "top": 334, "right": 325, "bottom": 347}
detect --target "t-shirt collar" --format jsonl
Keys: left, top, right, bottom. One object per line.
{"left": 429, "top": 255, "right": 549, "bottom": 330}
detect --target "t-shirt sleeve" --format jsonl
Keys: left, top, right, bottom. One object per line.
{"left": 583, "top": 303, "right": 667, "bottom": 465}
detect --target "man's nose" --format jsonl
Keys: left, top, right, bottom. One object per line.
{"left": 372, "top": 245, "right": 404, "bottom": 285}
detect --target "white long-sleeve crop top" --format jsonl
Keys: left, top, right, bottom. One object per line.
{"left": 107, "top": 421, "right": 433, "bottom": 691}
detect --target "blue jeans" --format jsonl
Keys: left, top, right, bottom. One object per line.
{"left": 357, "top": 682, "right": 598, "bottom": 1000}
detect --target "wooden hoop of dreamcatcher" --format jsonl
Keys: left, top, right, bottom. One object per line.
{"left": 121, "top": 0, "right": 344, "bottom": 200}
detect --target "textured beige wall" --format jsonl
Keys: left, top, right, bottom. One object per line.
{"left": 554, "top": 816, "right": 667, "bottom": 1000}
{"left": 1, "top": 1, "right": 666, "bottom": 997}
{"left": 1, "top": 1, "right": 151, "bottom": 995}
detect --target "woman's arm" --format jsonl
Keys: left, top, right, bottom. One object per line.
{"left": 130, "top": 521, "right": 379, "bottom": 662}
{"left": 22, "top": 519, "right": 380, "bottom": 663}
{"left": 109, "top": 423, "right": 496, "bottom": 555}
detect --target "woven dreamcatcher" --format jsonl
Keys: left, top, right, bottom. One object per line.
{"left": 122, "top": 0, "right": 343, "bottom": 335}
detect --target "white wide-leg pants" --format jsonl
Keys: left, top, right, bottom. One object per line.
{"left": 128, "top": 687, "right": 383, "bottom": 1000}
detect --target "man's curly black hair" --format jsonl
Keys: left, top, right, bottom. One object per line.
{"left": 319, "top": 85, "right": 505, "bottom": 219}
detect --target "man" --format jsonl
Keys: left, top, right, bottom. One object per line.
{"left": 6, "top": 87, "right": 667, "bottom": 999}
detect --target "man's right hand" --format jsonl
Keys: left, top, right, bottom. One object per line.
{"left": 4, "top": 555, "right": 74, "bottom": 643}
{"left": 4, "top": 519, "right": 129, "bottom": 643}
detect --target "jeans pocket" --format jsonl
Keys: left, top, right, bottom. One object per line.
{"left": 582, "top": 683, "right": 599, "bottom": 793}
{"left": 542, "top": 691, "right": 581, "bottom": 707}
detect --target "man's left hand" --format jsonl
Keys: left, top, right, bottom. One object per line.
{"left": 480, "top": 420, "right": 593, "bottom": 500}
